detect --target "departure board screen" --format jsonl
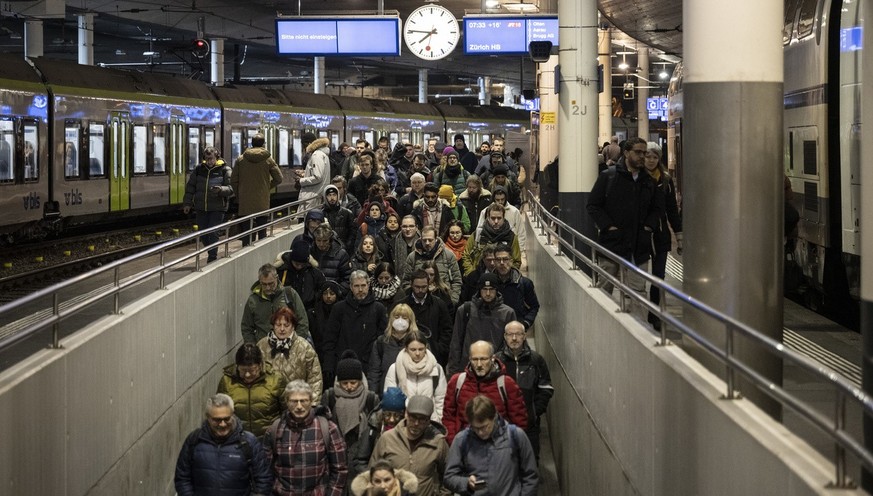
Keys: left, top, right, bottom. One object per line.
{"left": 276, "top": 18, "right": 401, "bottom": 56}
{"left": 464, "top": 16, "right": 558, "bottom": 55}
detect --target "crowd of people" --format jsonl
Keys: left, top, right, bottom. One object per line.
{"left": 175, "top": 134, "right": 553, "bottom": 496}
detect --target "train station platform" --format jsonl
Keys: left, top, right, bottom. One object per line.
{"left": 0, "top": 211, "right": 862, "bottom": 495}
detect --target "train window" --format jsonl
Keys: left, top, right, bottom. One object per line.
{"left": 802, "top": 140, "right": 817, "bottom": 175}
{"left": 0, "top": 119, "right": 13, "bottom": 181}
{"left": 278, "top": 129, "right": 289, "bottom": 166}
{"left": 153, "top": 125, "right": 166, "bottom": 173}
{"left": 787, "top": 131, "right": 794, "bottom": 170}
{"left": 231, "top": 128, "right": 243, "bottom": 161}
{"left": 784, "top": 0, "right": 798, "bottom": 43}
{"left": 23, "top": 122, "right": 38, "bottom": 181}
{"left": 64, "top": 125, "right": 80, "bottom": 178}
{"left": 292, "top": 131, "right": 302, "bottom": 166}
{"left": 88, "top": 123, "right": 105, "bottom": 176}
{"left": 389, "top": 132, "right": 400, "bottom": 147}
{"left": 188, "top": 127, "right": 200, "bottom": 171}
{"left": 204, "top": 128, "right": 215, "bottom": 148}
{"left": 330, "top": 132, "right": 339, "bottom": 149}
{"left": 365, "top": 131, "right": 375, "bottom": 149}
{"left": 796, "top": 0, "right": 818, "bottom": 38}
{"left": 132, "top": 125, "right": 147, "bottom": 174}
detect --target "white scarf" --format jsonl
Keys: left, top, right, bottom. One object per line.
{"left": 395, "top": 348, "right": 438, "bottom": 396}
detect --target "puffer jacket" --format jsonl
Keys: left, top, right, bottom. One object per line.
{"left": 458, "top": 187, "right": 491, "bottom": 233}
{"left": 276, "top": 253, "right": 327, "bottom": 311}
{"left": 370, "top": 419, "right": 449, "bottom": 496}
{"left": 230, "top": 147, "right": 282, "bottom": 215}
{"left": 323, "top": 200, "right": 357, "bottom": 252}
{"left": 350, "top": 468, "right": 419, "bottom": 496}
{"left": 401, "top": 238, "right": 462, "bottom": 305}
{"left": 183, "top": 159, "right": 233, "bottom": 212}
{"left": 257, "top": 334, "right": 323, "bottom": 402}
{"left": 442, "top": 360, "right": 528, "bottom": 445}
{"left": 383, "top": 349, "right": 447, "bottom": 422}
{"left": 174, "top": 418, "right": 272, "bottom": 496}
{"left": 311, "top": 237, "right": 352, "bottom": 291}
{"left": 366, "top": 333, "right": 406, "bottom": 393}
{"left": 241, "top": 281, "right": 310, "bottom": 343}
{"left": 299, "top": 138, "right": 331, "bottom": 207}
{"left": 350, "top": 242, "right": 384, "bottom": 276}
{"left": 216, "top": 362, "right": 285, "bottom": 438}
{"left": 446, "top": 294, "right": 516, "bottom": 376}
{"left": 374, "top": 226, "right": 401, "bottom": 267}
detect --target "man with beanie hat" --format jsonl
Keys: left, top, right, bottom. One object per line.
{"left": 322, "top": 183, "right": 357, "bottom": 252}
{"left": 432, "top": 149, "right": 470, "bottom": 196}
{"left": 291, "top": 208, "right": 326, "bottom": 247}
{"left": 439, "top": 184, "right": 471, "bottom": 235}
{"left": 446, "top": 273, "right": 516, "bottom": 375}
{"left": 452, "top": 133, "right": 478, "bottom": 173}
{"left": 296, "top": 132, "right": 331, "bottom": 209}
{"left": 370, "top": 395, "right": 450, "bottom": 496}
{"left": 275, "top": 238, "right": 327, "bottom": 327}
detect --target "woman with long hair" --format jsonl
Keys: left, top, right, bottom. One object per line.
{"left": 370, "top": 262, "right": 404, "bottom": 311}
{"left": 366, "top": 303, "right": 419, "bottom": 394}
{"left": 352, "top": 233, "right": 383, "bottom": 276}
{"left": 384, "top": 331, "right": 446, "bottom": 422}
{"left": 421, "top": 260, "right": 453, "bottom": 309}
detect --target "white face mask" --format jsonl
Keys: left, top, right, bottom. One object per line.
{"left": 392, "top": 318, "right": 410, "bottom": 332}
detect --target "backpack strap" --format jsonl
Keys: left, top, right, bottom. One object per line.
{"left": 238, "top": 435, "right": 253, "bottom": 466}
{"left": 496, "top": 375, "right": 509, "bottom": 412}
{"left": 184, "top": 429, "right": 201, "bottom": 468}
{"left": 454, "top": 371, "right": 467, "bottom": 404}
{"left": 316, "top": 415, "right": 331, "bottom": 447}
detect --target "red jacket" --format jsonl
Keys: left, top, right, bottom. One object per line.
{"left": 443, "top": 360, "right": 528, "bottom": 444}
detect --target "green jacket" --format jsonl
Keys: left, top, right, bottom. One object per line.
{"left": 216, "top": 362, "right": 286, "bottom": 438}
{"left": 241, "top": 281, "right": 310, "bottom": 343}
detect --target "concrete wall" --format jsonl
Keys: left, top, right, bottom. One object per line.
{"left": 525, "top": 221, "right": 859, "bottom": 496}
{"left": 0, "top": 228, "right": 298, "bottom": 495}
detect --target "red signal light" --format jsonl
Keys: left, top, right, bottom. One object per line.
{"left": 192, "top": 38, "right": 209, "bottom": 58}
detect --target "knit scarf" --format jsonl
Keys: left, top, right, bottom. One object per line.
{"left": 444, "top": 235, "right": 466, "bottom": 260}
{"left": 333, "top": 382, "right": 368, "bottom": 436}
{"left": 371, "top": 275, "right": 401, "bottom": 301}
{"left": 422, "top": 202, "right": 442, "bottom": 234}
{"left": 481, "top": 217, "right": 513, "bottom": 244}
{"left": 394, "top": 348, "right": 438, "bottom": 397}
{"left": 267, "top": 331, "right": 294, "bottom": 358}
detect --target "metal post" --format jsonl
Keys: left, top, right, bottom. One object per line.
{"left": 571, "top": 236, "right": 577, "bottom": 270}
{"left": 159, "top": 250, "right": 166, "bottom": 289}
{"left": 834, "top": 393, "right": 848, "bottom": 487}
{"left": 224, "top": 226, "right": 230, "bottom": 258}
{"left": 114, "top": 266, "right": 121, "bottom": 314}
{"left": 51, "top": 292, "right": 60, "bottom": 349}
{"left": 725, "top": 324, "right": 736, "bottom": 399}
{"left": 555, "top": 225, "right": 562, "bottom": 256}
{"left": 659, "top": 288, "right": 668, "bottom": 346}
{"left": 618, "top": 265, "right": 628, "bottom": 312}
{"left": 195, "top": 235, "right": 202, "bottom": 271}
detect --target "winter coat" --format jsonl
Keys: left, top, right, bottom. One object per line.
{"left": 431, "top": 166, "right": 470, "bottom": 196}
{"left": 384, "top": 349, "right": 447, "bottom": 421}
{"left": 183, "top": 160, "right": 234, "bottom": 212}
{"left": 174, "top": 419, "right": 272, "bottom": 496}
{"left": 475, "top": 154, "right": 518, "bottom": 177}
{"left": 263, "top": 407, "right": 348, "bottom": 496}
{"left": 586, "top": 163, "right": 665, "bottom": 264}
{"left": 495, "top": 343, "right": 554, "bottom": 431}
{"left": 446, "top": 294, "right": 516, "bottom": 376}
{"left": 350, "top": 468, "right": 419, "bottom": 496}
{"left": 411, "top": 198, "right": 455, "bottom": 238}
{"left": 374, "top": 227, "right": 402, "bottom": 267}
{"left": 230, "top": 147, "right": 282, "bottom": 216}
{"left": 366, "top": 333, "right": 406, "bottom": 393}
{"left": 257, "top": 335, "right": 323, "bottom": 402}
{"left": 483, "top": 177, "right": 521, "bottom": 208}
{"left": 276, "top": 253, "right": 327, "bottom": 310}
{"left": 397, "top": 191, "right": 423, "bottom": 218}
{"left": 458, "top": 188, "right": 492, "bottom": 234}
{"left": 350, "top": 243, "right": 384, "bottom": 276}
{"left": 348, "top": 173, "right": 382, "bottom": 206}
{"left": 311, "top": 238, "right": 352, "bottom": 291}
{"left": 241, "top": 281, "right": 310, "bottom": 344}
{"left": 651, "top": 169, "right": 682, "bottom": 253}
{"left": 442, "top": 361, "right": 528, "bottom": 445}
{"left": 322, "top": 292, "right": 388, "bottom": 376}
{"left": 392, "top": 234, "right": 420, "bottom": 281}
{"left": 216, "top": 362, "right": 286, "bottom": 438}
{"left": 299, "top": 138, "right": 332, "bottom": 207}
{"left": 493, "top": 268, "right": 539, "bottom": 330}
{"left": 404, "top": 292, "right": 453, "bottom": 367}
{"left": 401, "top": 238, "right": 462, "bottom": 305}
{"left": 342, "top": 192, "right": 363, "bottom": 218}
{"left": 321, "top": 384, "right": 381, "bottom": 484}
{"left": 370, "top": 419, "right": 449, "bottom": 496}
{"left": 323, "top": 201, "right": 358, "bottom": 252}
{"left": 475, "top": 193, "right": 526, "bottom": 251}
{"left": 461, "top": 226, "right": 521, "bottom": 276}
{"left": 446, "top": 203, "right": 471, "bottom": 235}
{"left": 444, "top": 416, "right": 538, "bottom": 496}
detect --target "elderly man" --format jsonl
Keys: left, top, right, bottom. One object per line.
{"left": 241, "top": 264, "right": 310, "bottom": 343}
{"left": 264, "top": 380, "right": 348, "bottom": 496}
{"left": 370, "top": 396, "right": 450, "bottom": 496}
{"left": 175, "top": 393, "right": 272, "bottom": 496}
{"left": 443, "top": 341, "right": 527, "bottom": 444}
{"left": 322, "top": 270, "right": 388, "bottom": 382}
{"left": 398, "top": 171, "right": 427, "bottom": 217}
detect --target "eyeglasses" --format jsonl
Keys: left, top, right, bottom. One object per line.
{"left": 287, "top": 398, "right": 312, "bottom": 405}
{"left": 470, "top": 357, "right": 491, "bottom": 362}
{"left": 505, "top": 332, "right": 525, "bottom": 339}
{"left": 401, "top": 225, "right": 416, "bottom": 229}
{"left": 209, "top": 416, "right": 232, "bottom": 424}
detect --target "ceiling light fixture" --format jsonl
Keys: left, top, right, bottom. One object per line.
{"left": 485, "top": 0, "right": 500, "bottom": 7}
{"left": 502, "top": 0, "right": 539, "bottom": 13}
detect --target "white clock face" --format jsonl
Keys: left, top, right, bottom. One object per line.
{"left": 404, "top": 5, "right": 460, "bottom": 61}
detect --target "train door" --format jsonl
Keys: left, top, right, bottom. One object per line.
{"left": 278, "top": 128, "right": 290, "bottom": 166}
{"left": 168, "top": 118, "right": 186, "bottom": 204}
{"left": 109, "top": 113, "right": 131, "bottom": 211}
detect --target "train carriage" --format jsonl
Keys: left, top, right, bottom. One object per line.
{"left": 434, "top": 103, "right": 528, "bottom": 153}
{"left": 331, "top": 96, "right": 445, "bottom": 149}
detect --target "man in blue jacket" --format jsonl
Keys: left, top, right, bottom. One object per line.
{"left": 174, "top": 393, "right": 272, "bottom": 496}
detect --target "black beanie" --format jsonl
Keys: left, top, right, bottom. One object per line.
{"left": 335, "top": 350, "right": 363, "bottom": 381}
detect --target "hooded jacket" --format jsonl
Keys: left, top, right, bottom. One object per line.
{"left": 276, "top": 251, "right": 327, "bottom": 311}
{"left": 322, "top": 291, "right": 388, "bottom": 376}
{"left": 446, "top": 294, "right": 516, "bottom": 376}
{"left": 299, "top": 138, "right": 332, "bottom": 207}
{"left": 322, "top": 191, "right": 358, "bottom": 252}
{"left": 458, "top": 187, "right": 492, "bottom": 233}
{"left": 257, "top": 334, "right": 323, "bottom": 403}
{"left": 183, "top": 159, "right": 234, "bottom": 212}
{"left": 241, "top": 281, "right": 311, "bottom": 344}
{"left": 351, "top": 469, "right": 420, "bottom": 496}
{"left": 402, "top": 238, "right": 462, "bottom": 305}
{"left": 370, "top": 419, "right": 449, "bottom": 496}
{"left": 216, "top": 362, "right": 286, "bottom": 438}
{"left": 230, "top": 147, "right": 282, "bottom": 216}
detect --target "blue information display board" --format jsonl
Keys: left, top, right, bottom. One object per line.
{"left": 463, "top": 16, "right": 558, "bottom": 55}
{"left": 647, "top": 97, "right": 669, "bottom": 122}
{"left": 276, "top": 18, "right": 400, "bottom": 56}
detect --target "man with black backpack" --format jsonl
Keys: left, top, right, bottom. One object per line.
{"left": 174, "top": 393, "right": 272, "bottom": 496}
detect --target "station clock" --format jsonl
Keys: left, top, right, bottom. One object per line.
{"left": 404, "top": 5, "right": 460, "bottom": 61}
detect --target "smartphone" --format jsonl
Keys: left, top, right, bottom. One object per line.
{"left": 473, "top": 479, "right": 486, "bottom": 488}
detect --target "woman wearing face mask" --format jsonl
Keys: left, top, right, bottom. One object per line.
{"left": 370, "top": 262, "right": 405, "bottom": 311}
{"left": 216, "top": 343, "right": 285, "bottom": 438}
{"left": 384, "top": 331, "right": 447, "bottom": 422}
{"left": 367, "top": 304, "right": 419, "bottom": 394}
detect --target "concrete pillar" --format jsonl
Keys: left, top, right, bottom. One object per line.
{"left": 77, "top": 14, "right": 94, "bottom": 66}
{"left": 478, "top": 76, "right": 491, "bottom": 105}
{"left": 557, "top": 0, "right": 598, "bottom": 248}
{"left": 537, "top": 56, "right": 560, "bottom": 177}
{"left": 636, "top": 48, "right": 649, "bottom": 140}
{"left": 210, "top": 39, "right": 224, "bottom": 86}
{"left": 597, "top": 27, "right": 612, "bottom": 144}
{"left": 313, "top": 57, "right": 325, "bottom": 94}
{"left": 418, "top": 69, "right": 428, "bottom": 103}
{"left": 683, "top": 0, "right": 783, "bottom": 417}
{"left": 24, "top": 20, "right": 43, "bottom": 59}
{"left": 862, "top": 0, "right": 873, "bottom": 489}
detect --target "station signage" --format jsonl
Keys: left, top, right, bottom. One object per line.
{"left": 275, "top": 17, "right": 401, "bottom": 56}
{"left": 647, "top": 97, "right": 669, "bottom": 122}
{"left": 463, "top": 16, "right": 558, "bottom": 55}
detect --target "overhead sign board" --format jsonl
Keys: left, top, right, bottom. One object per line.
{"left": 276, "top": 17, "right": 401, "bottom": 56}
{"left": 463, "top": 16, "right": 558, "bottom": 55}
{"left": 647, "top": 97, "right": 669, "bottom": 121}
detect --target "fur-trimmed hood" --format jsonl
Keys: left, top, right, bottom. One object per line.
{"left": 306, "top": 137, "right": 331, "bottom": 154}
{"left": 350, "top": 468, "right": 419, "bottom": 496}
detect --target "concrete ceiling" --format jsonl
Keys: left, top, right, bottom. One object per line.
{"left": 0, "top": 0, "right": 682, "bottom": 100}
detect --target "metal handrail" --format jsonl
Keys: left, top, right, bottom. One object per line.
{"left": 0, "top": 199, "right": 310, "bottom": 352}
{"left": 528, "top": 196, "right": 873, "bottom": 487}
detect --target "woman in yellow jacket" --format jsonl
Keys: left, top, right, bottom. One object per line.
{"left": 216, "top": 343, "right": 286, "bottom": 438}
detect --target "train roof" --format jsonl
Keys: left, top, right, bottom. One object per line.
{"left": 29, "top": 58, "right": 218, "bottom": 106}
{"left": 331, "top": 95, "right": 441, "bottom": 118}
{"left": 0, "top": 54, "right": 47, "bottom": 92}
{"left": 434, "top": 103, "right": 529, "bottom": 123}
{"left": 211, "top": 85, "right": 342, "bottom": 113}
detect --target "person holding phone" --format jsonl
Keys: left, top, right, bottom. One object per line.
{"left": 444, "top": 395, "right": 538, "bottom": 495}
{"left": 183, "top": 146, "right": 233, "bottom": 263}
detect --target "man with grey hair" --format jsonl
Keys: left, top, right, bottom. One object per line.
{"left": 398, "top": 170, "right": 427, "bottom": 217}
{"left": 241, "top": 263, "right": 310, "bottom": 343}
{"left": 323, "top": 270, "right": 388, "bottom": 383}
{"left": 264, "top": 381, "right": 348, "bottom": 495}
{"left": 175, "top": 393, "right": 272, "bottom": 496}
